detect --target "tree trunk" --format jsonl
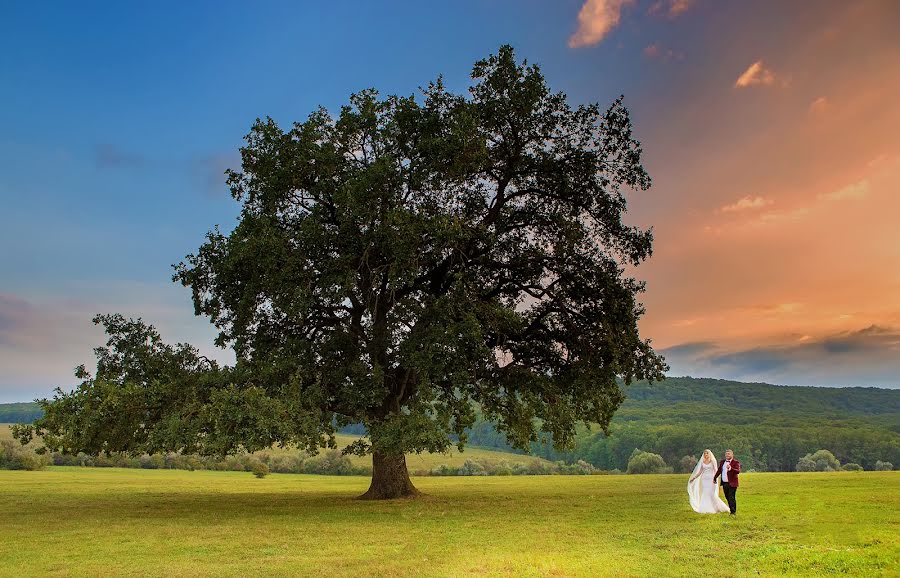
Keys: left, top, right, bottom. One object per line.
{"left": 359, "top": 450, "right": 420, "bottom": 500}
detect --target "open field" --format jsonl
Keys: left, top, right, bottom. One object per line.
{"left": 0, "top": 468, "right": 896, "bottom": 577}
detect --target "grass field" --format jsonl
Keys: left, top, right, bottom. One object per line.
{"left": 0, "top": 468, "right": 896, "bottom": 577}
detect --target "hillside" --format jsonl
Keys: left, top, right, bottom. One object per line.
{"left": 0, "top": 403, "right": 42, "bottom": 424}
{"left": 468, "top": 377, "right": 900, "bottom": 472}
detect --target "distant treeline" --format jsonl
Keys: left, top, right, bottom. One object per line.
{"left": 4, "top": 377, "right": 898, "bottom": 472}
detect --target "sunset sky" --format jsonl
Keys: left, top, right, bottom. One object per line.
{"left": 2, "top": 1, "right": 899, "bottom": 402}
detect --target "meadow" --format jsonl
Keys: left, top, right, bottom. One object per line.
{"left": 1, "top": 468, "right": 896, "bottom": 577}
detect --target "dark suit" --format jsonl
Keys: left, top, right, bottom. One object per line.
{"left": 713, "top": 458, "right": 740, "bottom": 514}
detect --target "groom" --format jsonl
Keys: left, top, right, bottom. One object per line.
{"left": 713, "top": 449, "right": 740, "bottom": 516}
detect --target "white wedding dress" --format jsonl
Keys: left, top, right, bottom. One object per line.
{"left": 688, "top": 454, "right": 730, "bottom": 514}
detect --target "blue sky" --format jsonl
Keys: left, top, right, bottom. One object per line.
{"left": 3, "top": 1, "right": 900, "bottom": 401}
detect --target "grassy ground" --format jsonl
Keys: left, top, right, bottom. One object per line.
{"left": 0, "top": 468, "right": 896, "bottom": 577}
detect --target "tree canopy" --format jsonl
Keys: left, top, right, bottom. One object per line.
{"left": 15, "top": 46, "right": 665, "bottom": 499}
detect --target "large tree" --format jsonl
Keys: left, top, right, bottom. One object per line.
{"left": 16, "top": 46, "right": 666, "bottom": 499}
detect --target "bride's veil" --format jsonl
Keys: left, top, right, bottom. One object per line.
{"left": 687, "top": 449, "right": 716, "bottom": 513}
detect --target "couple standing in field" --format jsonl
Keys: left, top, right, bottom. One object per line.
{"left": 687, "top": 449, "right": 740, "bottom": 516}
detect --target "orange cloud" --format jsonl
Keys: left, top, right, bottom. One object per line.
{"left": 818, "top": 179, "right": 869, "bottom": 202}
{"left": 734, "top": 60, "right": 776, "bottom": 88}
{"left": 569, "top": 0, "right": 635, "bottom": 48}
{"left": 720, "top": 196, "right": 774, "bottom": 212}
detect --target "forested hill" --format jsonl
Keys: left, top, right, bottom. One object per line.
{"left": 0, "top": 403, "right": 43, "bottom": 424}
{"left": 623, "top": 377, "right": 899, "bottom": 418}
{"left": 3, "top": 377, "right": 898, "bottom": 471}
{"left": 465, "top": 377, "right": 900, "bottom": 472}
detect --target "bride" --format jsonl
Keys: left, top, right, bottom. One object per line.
{"left": 688, "top": 449, "right": 730, "bottom": 514}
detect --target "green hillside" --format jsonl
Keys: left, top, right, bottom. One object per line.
{"left": 0, "top": 403, "right": 42, "bottom": 424}
{"left": 473, "top": 377, "right": 900, "bottom": 472}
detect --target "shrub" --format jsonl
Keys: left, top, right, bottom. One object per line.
{"left": 796, "top": 449, "right": 840, "bottom": 472}
{"left": 430, "top": 464, "right": 458, "bottom": 476}
{"left": 841, "top": 463, "right": 863, "bottom": 471}
{"left": 300, "top": 450, "right": 368, "bottom": 475}
{"left": 677, "top": 455, "right": 698, "bottom": 474}
{"left": 626, "top": 449, "right": 670, "bottom": 474}
{"left": 269, "top": 454, "right": 303, "bottom": 474}
{"left": 251, "top": 461, "right": 270, "bottom": 478}
{"left": 875, "top": 460, "right": 894, "bottom": 471}
{"left": 457, "top": 459, "right": 488, "bottom": 476}
{"left": 0, "top": 440, "right": 50, "bottom": 470}
{"left": 795, "top": 456, "right": 816, "bottom": 472}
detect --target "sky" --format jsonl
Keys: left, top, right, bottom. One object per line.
{"left": 2, "top": 1, "right": 899, "bottom": 402}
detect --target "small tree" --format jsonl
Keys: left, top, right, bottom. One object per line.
{"left": 13, "top": 46, "right": 665, "bottom": 499}
{"left": 626, "top": 449, "right": 669, "bottom": 474}
{"left": 841, "top": 463, "right": 862, "bottom": 471}
{"left": 875, "top": 460, "right": 894, "bottom": 471}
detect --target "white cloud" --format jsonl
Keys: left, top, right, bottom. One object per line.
{"left": 569, "top": 0, "right": 635, "bottom": 48}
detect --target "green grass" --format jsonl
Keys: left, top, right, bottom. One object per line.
{"left": 0, "top": 468, "right": 896, "bottom": 577}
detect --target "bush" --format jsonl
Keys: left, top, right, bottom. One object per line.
{"left": 841, "top": 463, "right": 863, "bottom": 471}
{"left": 796, "top": 449, "right": 840, "bottom": 472}
{"left": 251, "top": 461, "right": 270, "bottom": 478}
{"left": 875, "top": 460, "right": 894, "bottom": 471}
{"left": 626, "top": 449, "right": 670, "bottom": 474}
{"left": 457, "top": 459, "right": 488, "bottom": 476}
{"left": 0, "top": 440, "right": 50, "bottom": 470}
{"left": 677, "top": 455, "right": 698, "bottom": 474}
{"left": 269, "top": 454, "right": 304, "bottom": 474}
{"left": 795, "top": 456, "right": 816, "bottom": 472}
{"left": 300, "top": 450, "right": 368, "bottom": 475}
